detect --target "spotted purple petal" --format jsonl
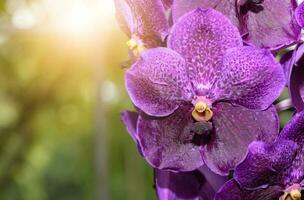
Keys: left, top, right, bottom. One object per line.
{"left": 171, "top": 0, "right": 300, "bottom": 50}
{"left": 200, "top": 102, "right": 279, "bottom": 176}
{"left": 137, "top": 105, "right": 204, "bottom": 171}
{"left": 295, "top": 1, "right": 304, "bottom": 28}
{"left": 234, "top": 140, "right": 297, "bottom": 189}
{"left": 280, "top": 110, "right": 304, "bottom": 145}
{"left": 211, "top": 46, "right": 285, "bottom": 110}
{"left": 125, "top": 47, "right": 193, "bottom": 117}
{"left": 215, "top": 179, "right": 284, "bottom": 200}
{"left": 168, "top": 8, "right": 242, "bottom": 95}
{"left": 280, "top": 145, "right": 304, "bottom": 187}
{"left": 171, "top": 0, "right": 240, "bottom": 29}
{"left": 114, "top": 0, "right": 169, "bottom": 47}
{"left": 240, "top": 0, "right": 300, "bottom": 50}
{"left": 279, "top": 111, "right": 304, "bottom": 186}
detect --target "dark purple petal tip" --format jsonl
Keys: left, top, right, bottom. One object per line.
{"left": 156, "top": 166, "right": 228, "bottom": 200}
{"left": 155, "top": 169, "right": 209, "bottom": 200}
{"left": 121, "top": 110, "right": 139, "bottom": 142}
{"left": 121, "top": 110, "right": 144, "bottom": 156}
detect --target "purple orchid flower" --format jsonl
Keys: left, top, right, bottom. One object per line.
{"left": 155, "top": 166, "right": 228, "bottom": 200}
{"left": 280, "top": 43, "right": 304, "bottom": 112}
{"left": 114, "top": 0, "right": 169, "bottom": 56}
{"left": 171, "top": 0, "right": 301, "bottom": 50}
{"left": 122, "top": 8, "right": 285, "bottom": 175}
{"left": 121, "top": 111, "right": 227, "bottom": 199}
{"left": 121, "top": 107, "right": 279, "bottom": 175}
{"left": 215, "top": 110, "right": 304, "bottom": 200}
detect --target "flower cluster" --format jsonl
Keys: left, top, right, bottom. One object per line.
{"left": 114, "top": 0, "right": 304, "bottom": 199}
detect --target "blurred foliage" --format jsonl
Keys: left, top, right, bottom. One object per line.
{"left": 0, "top": 0, "right": 155, "bottom": 199}
{"left": 102, "top": 31, "right": 155, "bottom": 200}
{"left": 0, "top": 32, "right": 96, "bottom": 199}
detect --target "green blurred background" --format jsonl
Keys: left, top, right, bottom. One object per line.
{"left": 0, "top": 0, "right": 155, "bottom": 199}
{"left": 0, "top": 0, "right": 294, "bottom": 200}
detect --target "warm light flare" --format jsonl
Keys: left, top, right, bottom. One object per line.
{"left": 9, "top": 0, "right": 116, "bottom": 37}
{"left": 50, "top": 0, "right": 116, "bottom": 36}
{"left": 60, "top": 2, "right": 92, "bottom": 35}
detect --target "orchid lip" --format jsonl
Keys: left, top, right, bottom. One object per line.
{"left": 194, "top": 102, "right": 207, "bottom": 113}
{"left": 192, "top": 100, "right": 213, "bottom": 122}
{"left": 280, "top": 190, "right": 301, "bottom": 200}
{"left": 280, "top": 184, "right": 302, "bottom": 200}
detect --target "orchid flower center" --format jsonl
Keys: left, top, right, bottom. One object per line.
{"left": 190, "top": 121, "right": 212, "bottom": 146}
{"left": 280, "top": 190, "right": 301, "bottom": 200}
{"left": 126, "top": 38, "right": 146, "bottom": 57}
{"left": 290, "top": 190, "right": 301, "bottom": 200}
{"left": 192, "top": 101, "right": 213, "bottom": 122}
{"left": 280, "top": 184, "right": 302, "bottom": 200}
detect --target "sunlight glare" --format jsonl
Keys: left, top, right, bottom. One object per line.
{"left": 62, "top": 2, "right": 92, "bottom": 34}
{"left": 46, "top": 0, "right": 116, "bottom": 36}
{"left": 12, "top": 8, "right": 36, "bottom": 29}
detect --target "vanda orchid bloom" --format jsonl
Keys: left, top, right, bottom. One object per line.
{"left": 114, "top": 0, "right": 169, "bottom": 56}
{"left": 122, "top": 8, "right": 285, "bottom": 175}
{"left": 215, "top": 111, "right": 304, "bottom": 200}
{"left": 121, "top": 111, "right": 228, "bottom": 200}
{"left": 171, "top": 0, "right": 301, "bottom": 50}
